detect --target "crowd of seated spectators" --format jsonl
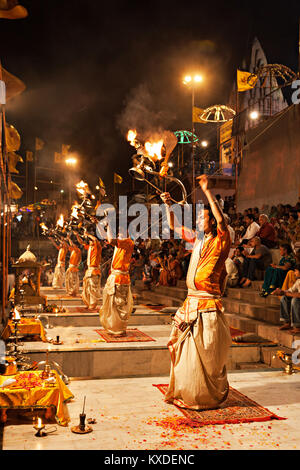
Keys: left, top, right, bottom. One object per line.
{"left": 9, "top": 197, "right": 300, "bottom": 311}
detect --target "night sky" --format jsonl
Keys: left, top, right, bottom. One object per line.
{"left": 1, "top": 0, "right": 300, "bottom": 196}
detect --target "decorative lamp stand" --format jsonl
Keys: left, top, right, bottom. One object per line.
{"left": 12, "top": 260, "right": 46, "bottom": 308}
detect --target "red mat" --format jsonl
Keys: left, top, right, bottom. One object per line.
{"left": 154, "top": 384, "right": 286, "bottom": 426}
{"left": 94, "top": 328, "right": 155, "bottom": 342}
{"left": 230, "top": 326, "right": 246, "bottom": 338}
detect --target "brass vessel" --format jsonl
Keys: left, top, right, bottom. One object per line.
{"left": 2, "top": 356, "right": 18, "bottom": 376}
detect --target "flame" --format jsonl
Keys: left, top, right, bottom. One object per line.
{"left": 56, "top": 214, "right": 64, "bottom": 228}
{"left": 76, "top": 180, "right": 90, "bottom": 197}
{"left": 144, "top": 140, "right": 164, "bottom": 161}
{"left": 37, "top": 417, "right": 42, "bottom": 428}
{"left": 71, "top": 204, "right": 79, "bottom": 219}
{"left": 127, "top": 129, "right": 164, "bottom": 161}
{"left": 127, "top": 129, "right": 138, "bottom": 147}
{"left": 13, "top": 308, "right": 21, "bottom": 320}
{"left": 40, "top": 223, "right": 48, "bottom": 232}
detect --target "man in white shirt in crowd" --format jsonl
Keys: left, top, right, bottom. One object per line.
{"left": 224, "top": 214, "right": 235, "bottom": 244}
{"left": 239, "top": 213, "right": 260, "bottom": 245}
{"left": 272, "top": 264, "right": 300, "bottom": 334}
{"left": 215, "top": 194, "right": 224, "bottom": 210}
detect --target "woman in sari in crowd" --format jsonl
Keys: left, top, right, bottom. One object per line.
{"left": 168, "top": 254, "right": 182, "bottom": 287}
{"left": 260, "top": 242, "right": 296, "bottom": 297}
{"left": 157, "top": 254, "right": 170, "bottom": 286}
{"left": 279, "top": 249, "right": 300, "bottom": 292}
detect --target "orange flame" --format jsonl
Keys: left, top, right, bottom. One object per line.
{"left": 127, "top": 129, "right": 138, "bottom": 147}
{"left": 56, "top": 214, "right": 64, "bottom": 228}
{"left": 71, "top": 204, "right": 79, "bottom": 219}
{"left": 13, "top": 308, "right": 21, "bottom": 320}
{"left": 36, "top": 417, "right": 43, "bottom": 428}
{"left": 144, "top": 140, "right": 164, "bottom": 161}
{"left": 40, "top": 222, "right": 48, "bottom": 232}
{"left": 76, "top": 180, "right": 89, "bottom": 197}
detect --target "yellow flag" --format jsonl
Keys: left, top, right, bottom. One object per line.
{"left": 35, "top": 137, "right": 45, "bottom": 151}
{"left": 62, "top": 144, "right": 71, "bottom": 156}
{"left": 114, "top": 173, "right": 123, "bottom": 184}
{"left": 54, "top": 152, "right": 62, "bottom": 163}
{"left": 8, "top": 152, "right": 23, "bottom": 174}
{"left": 192, "top": 106, "right": 207, "bottom": 123}
{"left": 237, "top": 70, "right": 258, "bottom": 92}
{"left": 26, "top": 150, "right": 33, "bottom": 161}
{"left": 99, "top": 177, "right": 105, "bottom": 188}
{"left": 8, "top": 180, "right": 23, "bottom": 199}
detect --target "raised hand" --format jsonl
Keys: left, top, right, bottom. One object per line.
{"left": 196, "top": 174, "right": 209, "bottom": 192}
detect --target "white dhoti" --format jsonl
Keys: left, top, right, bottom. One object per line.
{"left": 65, "top": 265, "right": 80, "bottom": 296}
{"left": 99, "top": 269, "right": 133, "bottom": 335}
{"left": 82, "top": 268, "right": 101, "bottom": 309}
{"left": 52, "top": 263, "right": 65, "bottom": 289}
{"left": 165, "top": 290, "right": 232, "bottom": 411}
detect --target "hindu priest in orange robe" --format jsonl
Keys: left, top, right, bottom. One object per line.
{"left": 76, "top": 230, "right": 102, "bottom": 310}
{"left": 160, "top": 174, "right": 232, "bottom": 410}
{"left": 50, "top": 237, "right": 69, "bottom": 289}
{"left": 65, "top": 236, "right": 82, "bottom": 296}
{"left": 99, "top": 221, "right": 134, "bottom": 335}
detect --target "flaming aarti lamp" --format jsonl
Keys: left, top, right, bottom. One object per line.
{"left": 34, "top": 417, "right": 46, "bottom": 437}
{"left": 33, "top": 416, "right": 57, "bottom": 437}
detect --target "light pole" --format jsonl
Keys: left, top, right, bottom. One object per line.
{"left": 183, "top": 74, "right": 203, "bottom": 221}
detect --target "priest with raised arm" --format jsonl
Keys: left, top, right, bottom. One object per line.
{"left": 160, "top": 174, "right": 232, "bottom": 410}
{"left": 99, "top": 216, "right": 134, "bottom": 336}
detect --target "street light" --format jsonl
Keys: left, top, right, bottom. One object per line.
{"left": 182, "top": 73, "right": 204, "bottom": 219}
{"left": 201, "top": 140, "right": 208, "bottom": 148}
{"left": 249, "top": 110, "right": 259, "bottom": 120}
{"left": 65, "top": 156, "right": 78, "bottom": 166}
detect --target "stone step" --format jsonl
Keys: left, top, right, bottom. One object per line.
{"left": 222, "top": 297, "right": 280, "bottom": 325}
{"left": 224, "top": 311, "right": 300, "bottom": 350}
{"left": 140, "top": 290, "right": 182, "bottom": 307}
{"left": 23, "top": 306, "right": 172, "bottom": 328}
{"left": 227, "top": 287, "right": 280, "bottom": 307}
{"left": 20, "top": 324, "right": 275, "bottom": 378}
{"left": 235, "top": 362, "right": 275, "bottom": 370}
{"left": 151, "top": 285, "right": 187, "bottom": 300}
{"left": 45, "top": 296, "right": 89, "bottom": 306}
{"left": 249, "top": 280, "right": 264, "bottom": 290}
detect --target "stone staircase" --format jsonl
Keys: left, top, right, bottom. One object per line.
{"left": 13, "top": 277, "right": 295, "bottom": 379}
{"left": 137, "top": 279, "right": 299, "bottom": 369}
